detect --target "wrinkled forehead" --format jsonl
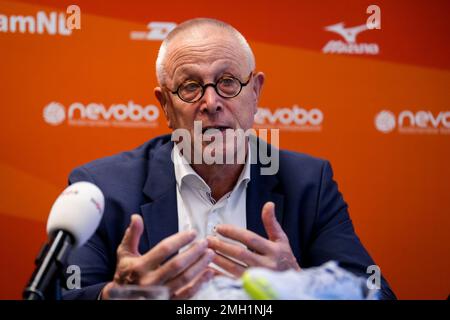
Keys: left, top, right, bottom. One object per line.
{"left": 164, "top": 28, "right": 251, "bottom": 82}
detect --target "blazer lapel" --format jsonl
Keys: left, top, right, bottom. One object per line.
{"left": 140, "top": 140, "right": 179, "bottom": 250}
{"left": 246, "top": 138, "right": 284, "bottom": 239}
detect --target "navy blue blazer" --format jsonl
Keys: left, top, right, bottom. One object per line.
{"left": 62, "top": 134, "right": 396, "bottom": 299}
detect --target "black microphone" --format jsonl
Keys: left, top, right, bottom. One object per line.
{"left": 23, "top": 181, "right": 105, "bottom": 300}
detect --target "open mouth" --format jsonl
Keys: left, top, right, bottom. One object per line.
{"left": 202, "top": 126, "right": 232, "bottom": 134}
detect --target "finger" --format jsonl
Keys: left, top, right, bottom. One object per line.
{"left": 206, "top": 266, "right": 225, "bottom": 277}
{"left": 164, "top": 248, "right": 215, "bottom": 294}
{"left": 212, "top": 225, "right": 271, "bottom": 255}
{"left": 118, "top": 214, "right": 144, "bottom": 256}
{"left": 139, "top": 238, "right": 206, "bottom": 286}
{"left": 212, "top": 252, "right": 246, "bottom": 278}
{"left": 207, "top": 236, "right": 261, "bottom": 267}
{"left": 172, "top": 266, "right": 215, "bottom": 299}
{"left": 261, "top": 202, "right": 287, "bottom": 242}
{"left": 100, "top": 282, "right": 116, "bottom": 300}
{"left": 150, "top": 239, "right": 209, "bottom": 284}
{"left": 141, "top": 230, "right": 197, "bottom": 269}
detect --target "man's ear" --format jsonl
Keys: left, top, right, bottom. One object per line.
{"left": 252, "top": 72, "right": 265, "bottom": 114}
{"left": 154, "top": 87, "right": 173, "bottom": 129}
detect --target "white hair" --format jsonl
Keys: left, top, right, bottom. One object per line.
{"left": 155, "top": 18, "right": 255, "bottom": 86}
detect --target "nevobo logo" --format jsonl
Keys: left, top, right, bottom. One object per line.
{"left": 375, "top": 110, "right": 450, "bottom": 134}
{"left": 255, "top": 106, "right": 323, "bottom": 131}
{"left": 43, "top": 101, "right": 160, "bottom": 128}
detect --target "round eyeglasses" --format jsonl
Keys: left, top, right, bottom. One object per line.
{"left": 169, "top": 72, "right": 253, "bottom": 103}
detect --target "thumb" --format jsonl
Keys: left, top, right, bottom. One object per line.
{"left": 119, "top": 214, "right": 144, "bottom": 256}
{"left": 261, "top": 202, "right": 287, "bottom": 242}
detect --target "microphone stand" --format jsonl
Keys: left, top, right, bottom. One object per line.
{"left": 23, "top": 230, "right": 74, "bottom": 300}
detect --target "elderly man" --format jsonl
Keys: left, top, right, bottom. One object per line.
{"left": 63, "top": 18, "right": 395, "bottom": 300}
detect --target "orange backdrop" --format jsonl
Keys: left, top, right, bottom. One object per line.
{"left": 0, "top": 0, "right": 449, "bottom": 299}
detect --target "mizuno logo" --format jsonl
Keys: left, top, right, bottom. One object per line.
{"left": 324, "top": 22, "right": 368, "bottom": 43}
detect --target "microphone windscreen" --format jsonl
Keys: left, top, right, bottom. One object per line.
{"left": 46, "top": 181, "right": 105, "bottom": 247}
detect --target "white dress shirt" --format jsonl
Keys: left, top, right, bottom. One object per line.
{"left": 173, "top": 143, "right": 251, "bottom": 242}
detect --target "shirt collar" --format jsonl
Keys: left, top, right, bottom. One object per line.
{"left": 173, "top": 141, "right": 252, "bottom": 193}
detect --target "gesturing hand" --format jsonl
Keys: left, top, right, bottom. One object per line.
{"left": 207, "top": 202, "right": 300, "bottom": 277}
{"left": 102, "top": 214, "right": 215, "bottom": 299}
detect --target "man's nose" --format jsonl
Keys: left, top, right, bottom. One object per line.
{"left": 199, "top": 86, "right": 222, "bottom": 114}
